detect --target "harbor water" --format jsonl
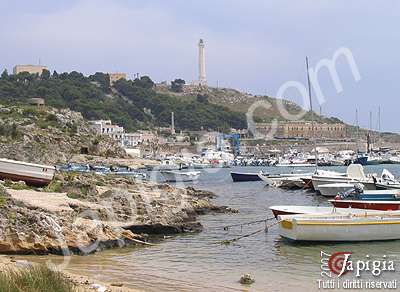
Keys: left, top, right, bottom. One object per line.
{"left": 22, "top": 165, "right": 400, "bottom": 291}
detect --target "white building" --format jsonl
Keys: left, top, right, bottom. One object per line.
{"left": 89, "top": 120, "right": 125, "bottom": 145}
{"left": 124, "top": 132, "right": 142, "bottom": 148}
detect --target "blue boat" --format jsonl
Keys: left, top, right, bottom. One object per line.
{"left": 353, "top": 154, "right": 368, "bottom": 166}
{"left": 337, "top": 187, "right": 400, "bottom": 201}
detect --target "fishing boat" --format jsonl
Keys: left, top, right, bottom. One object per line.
{"left": 334, "top": 183, "right": 400, "bottom": 201}
{"left": 157, "top": 159, "right": 185, "bottom": 171}
{"left": 258, "top": 172, "right": 312, "bottom": 188}
{"left": 318, "top": 183, "right": 355, "bottom": 197}
{"left": 269, "top": 205, "right": 380, "bottom": 219}
{"left": 160, "top": 170, "right": 201, "bottom": 182}
{"left": 0, "top": 158, "right": 55, "bottom": 186}
{"left": 329, "top": 199, "right": 400, "bottom": 211}
{"left": 311, "top": 164, "right": 376, "bottom": 192}
{"left": 278, "top": 211, "right": 400, "bottom": 241}
{"left": 230, "top": 171, "right": 264, "bottom": 182}
{"left": 374, "top": 169, "right": 400, "bottom": 190}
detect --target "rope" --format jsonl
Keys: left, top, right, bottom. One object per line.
{"left": 217, "top": 220, "right": 281, "bottom": 245}
{"left": 208, "top": 217, "right": 276, "bottom": 231}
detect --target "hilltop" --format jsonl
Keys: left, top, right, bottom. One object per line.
{"left": 156, "top": 84, "right": 343, "bottom": 124}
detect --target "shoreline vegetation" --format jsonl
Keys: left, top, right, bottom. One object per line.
{"left": 0, "top": 255, "right": 141, "bottom": 291}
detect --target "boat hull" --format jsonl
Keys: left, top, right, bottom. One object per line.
{"left": 279, "top": 215, "right": 400, "bottom": 241}
{"left": 161, "top": 171, "right": 200, "bottom": 182}
{"left": 318, "top": 183, "right": 354, "bottom": 197}
{"left": 270, "top": 205, "right": 379, "bottom": 219}
{"left": 329, "top": 199, "right": 400, "bottom": 211}
{"left": 0, "top": 159, "right": 55, "bottom": 186}
{"left": 312, "top": 177, "right": 376, "bottom": 192}
{"left": 230, "top": 172, "right": 262, "bottom": 182}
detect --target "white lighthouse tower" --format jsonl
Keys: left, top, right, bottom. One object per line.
{"left": 198, "top": 39, "right": 207, "bottom": 86}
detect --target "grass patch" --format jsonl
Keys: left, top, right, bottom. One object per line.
{"left": 0, "top": 195, "right": 7, "bottom": 208}
{"left": 0, "top": 265, "right": 74, "bottom": 292}
{"left": 43, "top": 180, "right": 63, "bottom": 192}
{"left": 3, "top": 180, "right": 30, "bottom": 190}
{"left": 66, "top": 192, "right": 82, "bottom": 199}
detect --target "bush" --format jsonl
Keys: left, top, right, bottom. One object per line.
{"left": 0, "top": 265, "right": 74, "bottom": 292}
{"left": 43, "top": 180, "right": 63, "bottom": 192}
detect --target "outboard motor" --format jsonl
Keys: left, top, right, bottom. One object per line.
{"left": 335, "top": 183, "right": 364, "bottom": 200}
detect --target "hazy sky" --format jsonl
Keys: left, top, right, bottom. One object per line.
{"left": 1, "top": 0, "right": 400, "bottom": 132}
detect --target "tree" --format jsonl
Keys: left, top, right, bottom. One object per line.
{"left": 89, "top": 72, "right": 111, "bottom": 93}
{"left": 171, "top": 78, "right": 185, "bottom": 92}
{"left": 196, "top": 93, "right": 209, "bottom": 103}
{"left": 133, "top": 76, "right": 154, "bottom": 89}
{"left": 1, "top": 69, "right": 8, "bottom": 80}
{"left": 52, "top": 70, "right": 59, "bottom": 78}
{"left": 41, "top": 69, "right": 50, "bottom": 80}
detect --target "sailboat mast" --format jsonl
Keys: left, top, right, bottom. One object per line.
{"left": 356, "top": 109, "right": 359, "bottom": 152}
{"left": 306, "top": 57, "right": 318, "bottom": 171}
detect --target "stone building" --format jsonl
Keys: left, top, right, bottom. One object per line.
{"left": 28, "top": 97, "right": 45, "bottom": 107}
{"left": 13, "top": 65, "right": 48, "bottom": 75}
{"left": 108, "top": 72, "right": 127, "bottom": 84}
{"left": 255, "top": 121, "right": 347, "bottom": 140}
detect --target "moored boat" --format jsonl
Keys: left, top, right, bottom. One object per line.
{"left": 258, "top": 171, "right": 312, "bottom": 189}
{"left": 312, "top": 164, "right": 376, "bottom": 192}
{"left": 278, "top": 211, "right": 400, "bottom": 242}
{"left": 269, "top": 205, "right": 380, "bottom": 219}
{"left": 0, "top": 158, "right": 55, "bottom": 186}
{"left": 329, "top": 199, "right": 400, "bottom": 211}
{"left": 318, "top": 183, "right": 355, "bottom": 197}
{"left": 160, "top": 170, "right": 201, "bottom": 182}
{"left": 230, "top": 171, "right": 264, "bottom": 182}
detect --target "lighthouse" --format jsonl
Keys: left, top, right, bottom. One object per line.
{"left": 198, "top": 39, "right": 207, "bottom": 86}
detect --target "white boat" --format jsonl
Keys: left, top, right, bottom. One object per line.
{"left": 270, "top": 205, "right": 381, "bottom": 219}
{"left": 157, "top": 159, "right": 184, "bottom": 171}
{"left": 318, "top": 183, "right": 356, "bottom": 197}
{"left": 0, "top": 158, "right": 55, "bottom": 186}
{"left": 160, "top": 171, "right": 201, "bottom": 182}
{"left": 375, "top": 169, "right": 400, "bottom": 189}
{"left": 312, "top": 164, "right": 376, "bottom": 192}
{"left": 278, "top": 211, "right": 400, "bottom": 241}
{"left": 258, "top": 172, "right": 312, "bottom": 188}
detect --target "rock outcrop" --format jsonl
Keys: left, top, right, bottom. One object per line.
{"left": 0, "top": 105, "right": 126, "bottom": 164}
{"left": 0, "top": 173, "right": 234, "bottom": 255}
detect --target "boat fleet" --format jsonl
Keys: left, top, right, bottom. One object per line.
{"left": 233, "top": 148, "right": 400, "bottom": 167}
{"left": 231, "top": 163, "right": 400, "bottom": 242}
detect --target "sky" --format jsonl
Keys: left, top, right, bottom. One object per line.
{"left": 1, "top": 0, "right": 400, "bottom": 132}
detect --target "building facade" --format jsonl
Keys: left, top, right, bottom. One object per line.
{"left": 13, "top": 65, "right": 48, "bottom": 75}
{"left": 255, "top": 121, "right": 347, "bottom": 140}
{"left": 89, "top": 120, "right": 125, "bottom": 145}
{"left": 108, "top": 72, "right": 127, "bottom": 84}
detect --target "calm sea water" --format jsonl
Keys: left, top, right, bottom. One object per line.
{"left": 22, "top": 165, "right": 400, "bottom": 291}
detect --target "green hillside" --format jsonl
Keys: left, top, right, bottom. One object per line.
{"left": 0, "top": 70, "right": 246, "bottom": 132}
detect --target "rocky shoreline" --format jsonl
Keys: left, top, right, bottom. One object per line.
{"left": 0, "top": 172, "right": 236, "bottom": 256}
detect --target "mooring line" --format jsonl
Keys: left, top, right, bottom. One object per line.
{"left": 216, "top": 220, "right": 281, "bottom": 245}
{"left": 207, "top": 217, "right": 276, "bottom": 231}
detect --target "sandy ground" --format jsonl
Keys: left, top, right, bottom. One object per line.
{"left": 0, "top": 255, "right": 142, "bottom": 292}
